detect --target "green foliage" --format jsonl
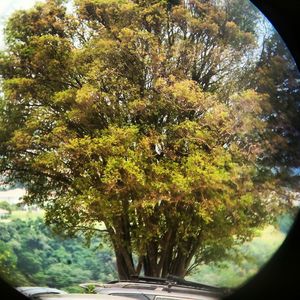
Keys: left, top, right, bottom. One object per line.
{"left": 188, "top": 226, "right": 286, "bottom": 287}
{"left": 0, "top": 241, "right": 18, "bottom": 281}
{"left": 220, "top": 0, "right": 260, "bottom": 34}
{"left": 250, "top": 31, "right": 300, "bottom": 183}
{"left": 0, "top": 218, "right": 117, "bottom": 289}
{"left": 83, "top": 284, "right": 97, "bottom": 294}
{"left": 0, "top": 0, "right": 296, "bottom": 279}
{"left": 0, "top": 201, "right": 13, "bottom": 213}
{"left": 0, "top": 216, "right": 290, "bottom": 289}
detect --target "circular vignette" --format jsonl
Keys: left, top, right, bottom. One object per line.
{"left": 225, "top": 1, "right": 300, "bottom": 299}
{"left": 0, "top": 1, "right": 299, "bottom": 299}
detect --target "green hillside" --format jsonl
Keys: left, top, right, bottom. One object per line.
{"left": 0, "top": 208, "right": 293, "bottom": 291}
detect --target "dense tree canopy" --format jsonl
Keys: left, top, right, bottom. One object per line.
{"left": 0, "top": 218, "right": 116, "bottom": 289}
{"left": 0, "top": 0, "right": 298, "bottom": 279}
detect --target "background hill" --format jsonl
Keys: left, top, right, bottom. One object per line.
{"left": 0, "top": 200, "right": 294, "bottom": 291}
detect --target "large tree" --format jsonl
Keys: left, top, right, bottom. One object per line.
{"left": 0, "top": 0, "right": 291, "bottom": 279}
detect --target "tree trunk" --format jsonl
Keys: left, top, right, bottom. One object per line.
{"left": 115, "top": 248, "right": 135, "bottom": 280}
{"left": 112, "top": 238, "right": 198, "bottom": 279}
{"left": 107, "top": 209, "right": 201, "bottom": 280}
{"left": 106, "top": 222, "right": 136, "bottom": 280}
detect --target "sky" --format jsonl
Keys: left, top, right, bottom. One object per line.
{"left": 0, "top": 0, "right": 42, "bottom": 49}
{"left": 0, "top": 188, "right": 26, "bottom": 203}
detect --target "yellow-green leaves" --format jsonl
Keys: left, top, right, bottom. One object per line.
{"left": 102, "top": 157, "right": 145, "bottom": 191}
{"left": 53, "top": 90, "right": 76, "bottom": 107}
{"left": 3, "top": 78, "right": 35, "bottom": 102}
{"left": 10, "top": 130, "right": 33, "bottom": 151}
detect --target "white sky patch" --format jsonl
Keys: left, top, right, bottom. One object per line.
{"left": 0, "top": 188, "right": 26, "bottom": 204}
